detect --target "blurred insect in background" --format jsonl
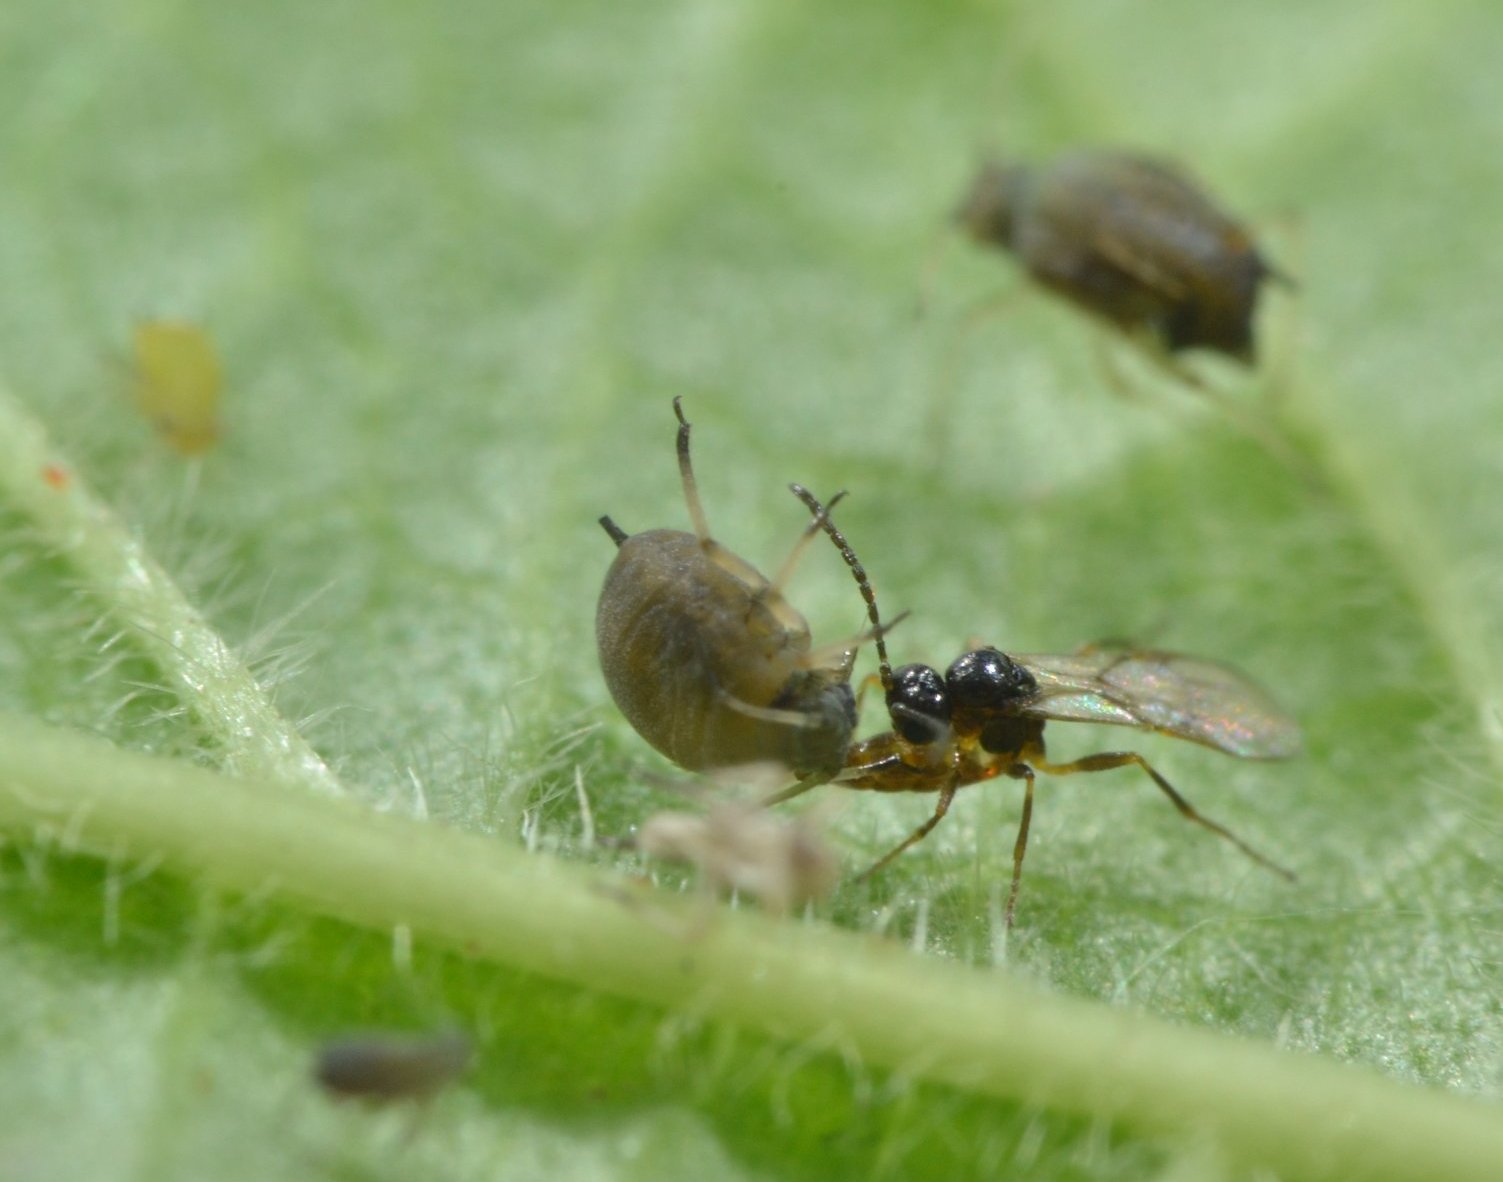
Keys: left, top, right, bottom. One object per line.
{"left": 130, "top": 319, "right": 223, "bottom": 455}
{"left": 775, "top": 490, "right": 1301, "bottom": 928}
{"left": 635, "top": 792, "right": 840, "bottom": 917}
{"left": 596, "top": 399, "right": 897, "bottom": 785}
{"left": 953, "top": 149, "right": 1292, "bottom": 375}
{"left": 313, "top": 1030, "right": 472, "bottom": 1104}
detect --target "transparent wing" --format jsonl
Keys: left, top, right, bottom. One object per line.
{"left": 1012, "top": 647, "right": 1302, "bottom": 759}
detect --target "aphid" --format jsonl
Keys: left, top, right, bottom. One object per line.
{"left": 313, "top": 1030, "right": 472, "bottom": 1103}
{"left": 130, "top": 319, "right": 223, "bottom": 454}
{"left": 777, "top": 491, "right": 1301, "bottom": 927}
{"left": 953, "top": 149, "right": 1290, "bottom": 367}
{"left": 636, "top": 798, "right": 839, "bottom": 916}
{"left": 596, "top": 399, "right": 872, "bottom": 783}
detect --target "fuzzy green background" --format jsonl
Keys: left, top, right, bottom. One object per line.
{"left": 2, "top": 0, "right": 1501, "bottom": 1178}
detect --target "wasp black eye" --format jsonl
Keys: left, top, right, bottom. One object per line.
{"left": 946, "top": 648, "right": 1036, "bottom": 710}
{"left": 886, "top": 663, "right": 949, "bottom": 745}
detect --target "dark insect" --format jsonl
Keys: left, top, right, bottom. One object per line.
{"left": 953, "top": 149, "right": 1290, "bottom": 365}
{"left": 775, "top": 494, "right": 1301, "bottom": 927}
{"left": 313, "top": 1031, "right": 472, "bottom": 1103}
{"left": 597, "top": 400, "right": 885, "bottom": 784}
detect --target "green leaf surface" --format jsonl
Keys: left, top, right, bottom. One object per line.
{"left": 2, "top": 1, "right": 1501, "bottom": 1179}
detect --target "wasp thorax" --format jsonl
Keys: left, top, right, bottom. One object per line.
{"left": 946, "top": 648, "right": 1036, "bottom": 711}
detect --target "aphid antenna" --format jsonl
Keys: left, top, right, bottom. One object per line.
{"left": 672, "top": 397, "right": 712, "bottom": 542}
{"left": 787, "top": 483, "right": 894, "bottom": 692}
{"left": 803, "top": 608, "right": 910, "bottom": 676}
{"left": 769, "top": 489, "right": 848, "bottom": 594}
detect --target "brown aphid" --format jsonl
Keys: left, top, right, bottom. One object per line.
{"left": 953, "top": 149, "right": 1289, "bottom": 364}
{"left": 637, "top": 799, "right": 839, "bottom": 916}
{"left": 313, "top": 1030, "right": 472, "bottom": 1103}
{"left": 596, "top": 400, "right": 866, "bottom": 783}
{"left": 776, "top": 490, "right": 1300, "bottom": 927}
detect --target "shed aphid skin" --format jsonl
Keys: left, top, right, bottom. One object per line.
{"left": 953, "top": 149, "right": 1291, "bottom": 372}
{"left": 597, "top": 399, "right": 879, "bottom": 783}
{"left": 774, "top": 497, "right": 1300, "bottom": 928}
{"left": 313, "top": 1030, "right": 472, "bottom": 1103}
{"left": 636, "top": 797, "right": 839, "bottom": 916}
{"left": 130, "top": 319, "right": 223, "bottom": 454}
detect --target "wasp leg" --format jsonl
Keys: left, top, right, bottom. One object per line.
{"left": 1003, "top": 763, "right": 1036, "bottom": 929}
{"left": 1033, "top": 751, "right": 1295, "bottom": 881}
{"left": 760, "top": 770, "right": 831, "bottom": 809}
{"left": 856, "top": 779, "right": 960, "bottom": 881}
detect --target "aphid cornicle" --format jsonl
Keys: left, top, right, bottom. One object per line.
{"left": 596, "top": 400, "right": 861, "bottom": 783}
{"left": 778, "top": 495, "right": 1301, "bottom": 927}
{"left": 953, "top": 149, "right": 1290, "bottom": 364}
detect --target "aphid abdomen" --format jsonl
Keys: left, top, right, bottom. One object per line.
{"left": 1165, "top": 247, "right": 1267, "bottom": 359}
{"left": 1027, "top": 243, "right": 1169, "bottom": 336}
{"left": 597, "top": 529, "right": 854, "bottom": 779}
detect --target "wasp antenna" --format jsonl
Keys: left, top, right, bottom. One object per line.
{"left": 788, "top": 483, "right": 893, "bottom": 689}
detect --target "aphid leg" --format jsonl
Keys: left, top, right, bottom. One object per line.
{"left": 1256, "top": 210, "right": 1304, "bottom": 413}
{"left": 853, "top": 671, "right": 885, "bottom": 716}
{"left": 913, "top": 218, "right": 955, "bottom": 320}
{"left": 1106, "top": 333, "right": 1320, "bottom": 488}
{"left": 768, "top": 490, "right": 848, "bottom": 593}
{"left": 718, "top": 689, "right": 823, "bottom": 731}
{"left": 925, "top": 287, "right": 1028, "bottom": 456}
{"left": 855, "top": 779, "right": 960, "bottom": 881}
{"left": 672, "top": 398, "right": 712, "bottom": 542}
{"left": 1032, "top": 751, "right": 1296, "bottom": 881}
{"left": 1180, "top": 377, "right": 1318, "bottom": 486}
{"left": 803, "top": 610, "right": 910, "bottom": 679}
{"left": 1122, "top": 326, "right": 1317, "bottom": 486}
{"left": 1094, "top": 334, "right": 1170, "bottom": 401}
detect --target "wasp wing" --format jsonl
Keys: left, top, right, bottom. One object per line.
{"left": 1012, "top": 647, "right": 1301, "bottom": 759}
